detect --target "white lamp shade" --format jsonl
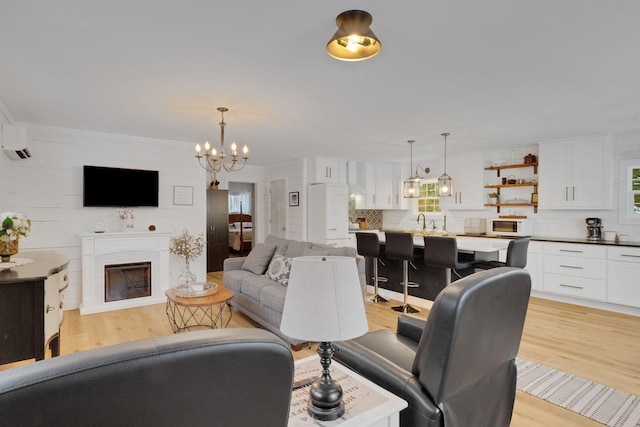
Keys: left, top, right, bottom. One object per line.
{"left": 280, "top": 256, "right": 368, "bottom": 342}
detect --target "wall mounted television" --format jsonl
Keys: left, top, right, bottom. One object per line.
{"left": 83, "top": 165, "right": 159, "bottom": 207}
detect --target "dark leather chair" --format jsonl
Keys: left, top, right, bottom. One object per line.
{"left": 333, "top": 267, "right": 531, "bottom": 427}
{"left": 385, "top": 231, "right": 420, "bottom": 313}
{"left": 356, "top": 232, "right": 389, "bottom": 303}
{"left": 474, "top": 237, "right": 530, "bottom": 270}
{"left": 0, "top": 329, "right": 294, "bottom": 427}
{"left": 423, "top": 235, "right": 474, "bottom": 285}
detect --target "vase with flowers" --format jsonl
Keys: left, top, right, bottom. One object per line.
{"left": 170, "top": 230, "right": 205, "bottom": 297}
{"left": 118, "top": 208, "right": 135, "bottom": 231}
{"left": 1, "top": 212, "right": 31, "bottom": 262}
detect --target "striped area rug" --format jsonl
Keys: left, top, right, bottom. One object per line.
{"left": 516, "top": 358, "right": 640, "bottom": 427}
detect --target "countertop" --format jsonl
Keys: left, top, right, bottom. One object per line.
{"left": 0, "top": 251, "right": 70, "bottom": 285}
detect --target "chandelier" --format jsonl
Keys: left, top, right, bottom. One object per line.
{"left": 195, "top": 107, "right": 249, "bottom": 186}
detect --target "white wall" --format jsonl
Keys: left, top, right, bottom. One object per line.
{"left": 264, "top": 158, "right": 307, "bottom": 242}
{"left": 8, "top": 124, "right": 206, "bottom": 309}
{"left": 0, "top": 100, "right": 13, "bottom": 211}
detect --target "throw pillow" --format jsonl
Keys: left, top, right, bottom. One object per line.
{"left": 241, "top": 243, "right": 277, "bottom": 275}
{"left": 265, "top": 254, "right": 292, "bottom": 286}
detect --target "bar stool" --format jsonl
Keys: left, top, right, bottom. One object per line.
{"left": 474, "top": 237, "right": 530, "bottom": 270}
{"left": 355, "top": 232, "right": 389, "bottom": 303}
{"left": 384, "top": 232, "right": 420, "bottom": 313}
{"left": 423, "top": 235, "right": 474, "bottom": 285}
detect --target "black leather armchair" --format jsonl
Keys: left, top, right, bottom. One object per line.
{"left": 0, "top": 329, "right": 294, "bottom": 427}
{"left": 333, "top": 267, "right": 531, "bottom": 427}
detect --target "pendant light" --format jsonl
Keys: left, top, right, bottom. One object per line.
{"left": 438, "top": 132, "right": 453, "bottom": 197}
{"left": 403, "top": 140, "right": 421, "bottom": 198}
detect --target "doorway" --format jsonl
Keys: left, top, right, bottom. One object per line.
{"left": 228, "top": 182, "right": 255, "bottom": 256}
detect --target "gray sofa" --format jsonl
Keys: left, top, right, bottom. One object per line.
{"left": 224, "top": 234, "right": 364, "bottom": 349}
{"left": 0, "top": 328, "right": 294, "bottom": 427}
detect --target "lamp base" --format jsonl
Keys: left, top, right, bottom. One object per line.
{"left": 307, "top": 342, "right": 345, "bottom": 421}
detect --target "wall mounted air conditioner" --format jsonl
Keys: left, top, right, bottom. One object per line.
{"left": 1, "top": 124, "right": 31, "bottom": 160}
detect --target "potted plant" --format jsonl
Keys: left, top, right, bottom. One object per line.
{"left": 488, "top": 192, "right": 500, "bottom": 204}
{"left": 0, "top": 211, "right": 31, "bottom": 263}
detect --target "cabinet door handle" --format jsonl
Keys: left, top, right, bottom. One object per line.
{"left": 46, "top": 304, "right": 56, "bottom": 313}
{"left": 560, "top": 249, "right": 583, "bottom": 253}
{"left": 560, "top": 284, "right": 584, "bottom": 289}
{"left": 565, "top": 186, "right": 568, "bottom": 201}
{"left": 388, "top": 195, "right": 391, "bottom": 204}
{"left": 373, "top": 195, "right": 376, "bottom": 204}
{"left": 459, "top": 192, "right": 462, "bottom": 204}
{"left": 621, "top": 254, "right": 640, "bottom": 258}
{"left": 560, "top": 264, "right": 583, "bottom": 269}
{"left": 396, "top": 194, "right": 399, "bottom": 205}
{"left": 572, "top": 186, "right": 576, "bottom": 201}
{"left": 328, "top": 228, "right": 338, "bottom": 231}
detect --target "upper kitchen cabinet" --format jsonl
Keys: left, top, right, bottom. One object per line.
{"left": 375, "top": 163, "right": 394, "bottom": 209}
{"left": 439, "top": 150, "right": 485, "bottom": 209}
{"left": 538, "top": 135, "right": 612, "bottom": 209}
{"left": 391, "top": 163, "right": 409, "bottom": 209}
{"left": 308, "top": 157, "right": 347, "bottom": 184}
{"left": 353, "top": 162, "right": 408, "bottom": 210}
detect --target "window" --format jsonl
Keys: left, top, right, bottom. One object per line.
{"left": 417, "top": 180, "right": 441, "bottom": 214}
{"left": 618, "top": 158, "right": 640, "bottom": 224}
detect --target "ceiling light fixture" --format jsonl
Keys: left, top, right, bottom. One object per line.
{"left": 194, "top": 107, "right": 249, "bottom": 187}
{"left": 326, "top": 10, "right": 381, "bottom": 62}
{"left": 403, "top": 140, "right": 430, "bottom": 198}
{"left": 438, "top": 132, "right": 453, "bottom": 197}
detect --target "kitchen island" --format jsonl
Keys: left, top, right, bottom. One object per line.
{"left": 366, "top": 234, "right": 509, "bottom": 300}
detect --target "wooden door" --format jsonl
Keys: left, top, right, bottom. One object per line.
{"left": 206, "top": 189, "right": 229, "bottom": 272}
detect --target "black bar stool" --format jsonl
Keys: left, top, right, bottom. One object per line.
{"left": 423, "top": 235, "right": 474, "bottom": 285}
{"left": 356, "top": 232, "right": 389, "bottom": 303}
{"left": 384, "top": 232, "right": 420, "bottom": 313}
{"left": 474, "top": 237, "right": 530, "bottom": 270}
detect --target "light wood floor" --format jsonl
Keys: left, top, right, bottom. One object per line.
{"left": 4, "top": 271, "right": 640, "bottom": 426}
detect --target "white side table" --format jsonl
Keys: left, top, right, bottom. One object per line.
{"left": 289, "top": 355, "right": 408, "bottom": 427}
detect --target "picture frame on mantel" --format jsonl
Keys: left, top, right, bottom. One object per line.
{"left": 289, "top": 191, "right": 299, "bottom": 207}
{"left": 173, "top": 186, "right": 194, "bottom": 206}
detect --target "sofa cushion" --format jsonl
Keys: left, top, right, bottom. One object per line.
{"left": 242, "top": 243, "right": 277, "bottom": 274}
{"left": 261, "top": 284, "right": 287, "bottom": 313}
{"left": 241, "top": 274, "right": 277, "bottom": 301}
{"left": 265, "top": 235, "right": 290, "bottom": 256}
{"left": 265, "top": 254, "right": 292, "bottom": 287}
{"left": 285, "top": 241, "right": 313, "bottom": 258}
{"left": 224, "top": 269, "right": 254, "bottom": 294}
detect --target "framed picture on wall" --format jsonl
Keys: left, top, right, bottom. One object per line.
{"left": 173, "top": 186, "right": 194, "bottom": 206}
{"left": 289, "top": 191, "right": 299, "bottom": 207}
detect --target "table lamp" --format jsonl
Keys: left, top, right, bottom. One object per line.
{"left": 280, "top": 256, "right": 368, "bottom": 421}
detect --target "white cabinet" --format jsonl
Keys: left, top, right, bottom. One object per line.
{"left": 309, "top": 157, "right": 346, "bottom": 184}
{"left": 308, "top": 183, "right": 349, "bottom": 244}
{"left": 538, "top": 135, "right": 612, "bottom": 209}
{"left": 525, "top": 241, "right": 544, "bottom": 291}
{"left": 44, "top": 268, "right": 67, "bottom": 347}
{"left": 607, "top": 246, "right": 640, "bottom": 308}
{"left": 439, "top": 150, "right": 485, "bottom": 209}
{"left": 542, "top": 242, "right": 606, "bottom": 301}
{"left": 391, "top": 163, "right": 409, "bottom": 209}
{"left": 354, "top": 162, "right": 406, "bottom": 210}
{"left": 375, "top": 163, "right": 393, "bottom": 209}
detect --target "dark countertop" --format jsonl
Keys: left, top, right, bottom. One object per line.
{"left": 0, "top": 251, "right": 70, "bottom": 285}
{"left": 530, "top": 236, "right": 640, "bottom": 248}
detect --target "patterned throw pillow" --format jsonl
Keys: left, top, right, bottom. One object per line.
{"left": 265, "top": 254, "right": 292, "bottom": 287}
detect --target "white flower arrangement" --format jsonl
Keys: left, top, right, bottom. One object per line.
{"left": 170, "top": 230, "right": 205, "bottom": 263}
{"left": 0, "top": 212, "right": 32, "bottom": 242}
{"left": 118, "top": 208, "right": 134, "bottom": 220}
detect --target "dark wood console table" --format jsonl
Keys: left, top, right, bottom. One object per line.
{"left": 0, "top": 251, "right": 69, "bottom": 364}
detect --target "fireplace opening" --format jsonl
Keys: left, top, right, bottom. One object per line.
{"left": 105, "top": 262, "right": 152, "bottom": 302}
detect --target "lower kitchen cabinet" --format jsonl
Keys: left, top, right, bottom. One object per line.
{"left": 607, "top": 246, "right": 640, "bottom": 308}
{"left": 542, "top": 242, "right": 606, "bottom": 301}
{"left": 524, "top": 241, "right": 543, "bottom": 291}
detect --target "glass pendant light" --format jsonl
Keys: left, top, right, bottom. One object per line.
{"left": 438, "top": 132, "right": 452, "bottom": 197}
{"left": 403, "top": 140, "right": 421, "bottom": 198}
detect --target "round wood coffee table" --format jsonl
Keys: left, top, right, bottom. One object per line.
{"left": 165, "top": 286, "right": 234, "bottom": 333}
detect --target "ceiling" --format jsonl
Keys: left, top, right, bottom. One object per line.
{"left": 1, "top": 1, "right": 640, "bottom": 166}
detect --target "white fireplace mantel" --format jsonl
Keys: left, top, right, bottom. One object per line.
{"left": 80, "top": 231, "right": 171, "bottom": 315}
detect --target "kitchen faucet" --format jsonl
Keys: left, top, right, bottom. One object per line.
{"left": 428, "top": 219, "right": 437, "bottom": 230}
{"left": 417, "top": 213, "right": 426, "bottom": 231}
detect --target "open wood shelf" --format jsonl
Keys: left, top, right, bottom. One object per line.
{"left": 484, "top": 203, "right": 538, "bottom": 213}
{"left": 485, "top": 162, "right": 538, "bottom": 176}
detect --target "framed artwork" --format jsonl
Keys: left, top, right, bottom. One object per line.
{"left": 289, "top": 191, "right": 299, "bottom": 207}
{"left": 173, "top": 186, "right": 194, "bottom": 206}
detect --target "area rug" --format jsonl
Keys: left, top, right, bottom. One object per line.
{"left": 516, "top": 358, "right": 640, "bottom": 426}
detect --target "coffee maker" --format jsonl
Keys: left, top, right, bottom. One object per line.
{"left": 586, "top": 217, "right": 602, "bottom": 241}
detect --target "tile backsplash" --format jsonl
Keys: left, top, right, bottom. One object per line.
{"left": 348, "top": 196, "right": 383, "bottom": 229}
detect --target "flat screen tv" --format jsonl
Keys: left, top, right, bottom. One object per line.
{"left": 83, "top": 165, "right": 159, "bottom": 207}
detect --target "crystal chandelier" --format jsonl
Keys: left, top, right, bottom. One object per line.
{"left": 195, "top": 107, "right": 249, "bottom": 186}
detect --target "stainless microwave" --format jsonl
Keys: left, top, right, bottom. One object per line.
{"left": 488, "top": 218, "right": 533, "bottom": 237}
